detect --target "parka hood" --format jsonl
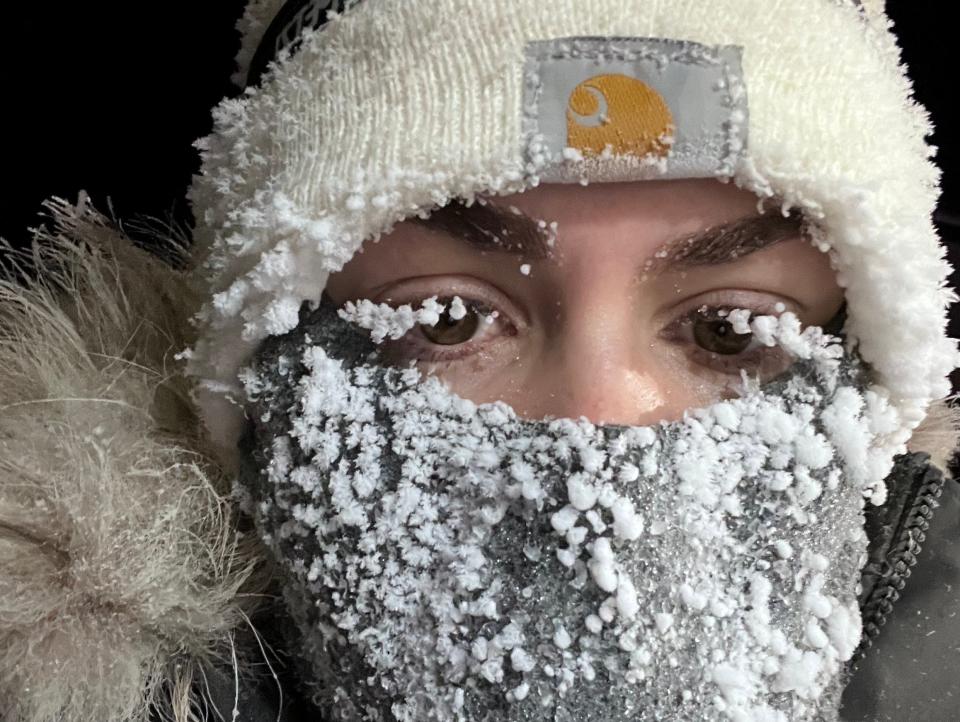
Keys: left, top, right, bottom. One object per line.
{"left": 0, "top": 197, "right": 263, "bottom": 722}
{"left": 0, "top": 196, "right": 956, "bottom": 721}
{"left": 2, "top": 1, "right": 960, "bottom": 717}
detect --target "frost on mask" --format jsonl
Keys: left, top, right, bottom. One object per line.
{"left": 237, "top": 294, "right": 891, "bottom": 722}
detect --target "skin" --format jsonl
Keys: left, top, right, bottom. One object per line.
{"left": 325, "top": 179, "right": 845, "bottom": 426}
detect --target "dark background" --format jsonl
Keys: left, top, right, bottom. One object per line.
{"left": 1, "top": 3, "right": 957, "bottom": 336}
{"left": 1, "top": 3, "right": 246, "bottom": 244}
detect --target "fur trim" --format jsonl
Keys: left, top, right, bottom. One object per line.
{"left": 907, "top": 396, "right": 960, "bottom": 473}
{"left": 0, "top": 196, "right": 263, "bottom": 722}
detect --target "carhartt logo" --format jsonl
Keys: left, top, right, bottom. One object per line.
{"left": 566, "top": 74, "right": 675, "bottom": 159}
{"left": 522, "top": 37, "right": 748, "bottom": 182}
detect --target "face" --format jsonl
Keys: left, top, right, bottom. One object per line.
{"left": 248, "top": 179, "right": 873, "bottom": 719}
{"left": 324, "top": 179, "right": 844, "bottom": 426}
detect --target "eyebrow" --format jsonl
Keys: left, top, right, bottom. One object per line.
{"left": 412, "top": 200, "right": 552, "bottom": 259}
{"left": 413, "top": 199, "right": 804, "bottom": 271}
{"left": 644, "top": 210, "right": 805, "bottom": 274}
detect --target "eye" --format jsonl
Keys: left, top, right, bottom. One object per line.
{"left": 660, "top": 300, "right": 792, "bottom": 379}
{"left": 382, "top": 294, "right": 514, "bottom": 364}
{"left": 691, "top": 315, "right": 753, "bottom": 355}
{"left": 420, "top": 305, "right": 482, "bottom": 345}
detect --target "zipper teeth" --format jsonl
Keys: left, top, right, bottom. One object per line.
{"left": 852, "top": 466, "right": 946, "bottom": 663}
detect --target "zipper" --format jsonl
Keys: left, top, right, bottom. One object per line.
{"left": 852, "top": 456, "right": 946, "bottom": 663}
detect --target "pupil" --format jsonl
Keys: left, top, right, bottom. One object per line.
{"left": 693, "top": 318, "right": 752, "bottom": 355}
{"left": 421, "top": 308, "right": 479, "bottom": 345}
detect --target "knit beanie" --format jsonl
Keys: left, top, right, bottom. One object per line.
{"left": 184, "top": 0, "right": 958, "bottom": 480}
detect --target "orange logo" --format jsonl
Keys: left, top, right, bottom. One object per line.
{"left": 566, "top": 74, "right": 675, "bottom": 158}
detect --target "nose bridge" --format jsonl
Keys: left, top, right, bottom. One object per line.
{"left": 538, "top": 285, "right": 672, "bottom": 427}
{"left": 564, "top": 363, "right": 669, "bottom": 426}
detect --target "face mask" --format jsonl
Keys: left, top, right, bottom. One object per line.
{"left": 238, "top": 294, "right": 890, "bottom": 721}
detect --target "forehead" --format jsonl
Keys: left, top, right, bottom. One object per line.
{"left": 387, "top": 178, "right": 781, "bottom": 270}
{"left": 490, "top": 179, "right": 763, "bottom": 228}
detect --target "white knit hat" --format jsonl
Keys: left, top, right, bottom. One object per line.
{"left": 184, "top": 0, "right": 958, "bottom": 472}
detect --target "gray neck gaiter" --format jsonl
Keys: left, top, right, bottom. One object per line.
{"left": 238, "top": 296, "right": 882, "bottom": 721}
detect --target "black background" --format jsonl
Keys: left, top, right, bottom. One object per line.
{"left": 1, "top": 2, "right": 957, "bottom": 339}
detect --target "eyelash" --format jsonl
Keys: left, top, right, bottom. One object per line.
{"left": 660, "top": 305, "right": 783, "bottom": 376}
{"left": 384, "top": 298, "right": 508, "bottom": 363}
{"left": 375, "top": 293, "right": 791, "bottom": 376}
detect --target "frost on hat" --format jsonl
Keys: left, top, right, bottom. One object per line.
{"left": 185, "top": 0, "right": 957, "bottom": 481}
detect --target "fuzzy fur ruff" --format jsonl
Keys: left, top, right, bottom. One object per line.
{"left": 0, "top": 196, "right": 266, "bottom": 722}
{"left": 908, "top": 394, "right": 960, "bottom": 472}
{"left": 0, "top": 194, "right": 956, "bottom": 721}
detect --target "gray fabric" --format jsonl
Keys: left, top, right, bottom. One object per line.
{"left": 840, "top": 473, "right": 960, "bottom": 720}
{"left": 206, "top": 467, "right": 960, "bottom": 721}
{"left": 224, "top": 297, "right": 958, "bottom": 721}
{"left": 236, "top": 296, "right": 879, "bottom": 720}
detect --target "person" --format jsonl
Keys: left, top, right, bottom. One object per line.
{"left": 1, "top": 1, "right": 958, "bottom": 720}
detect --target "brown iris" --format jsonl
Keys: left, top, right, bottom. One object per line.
{"left": 421, "top": 308, "right": 480, "bottom": 345}
{"left": 692, "top": 317, "right": 753, "bottom": 355}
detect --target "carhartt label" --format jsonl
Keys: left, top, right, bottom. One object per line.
{"left": 522, "top": 37, "right": 748, "bottom": 182}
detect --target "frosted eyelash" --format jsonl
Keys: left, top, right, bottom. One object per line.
{"left": 338, "top": 296, "right": 452, "bottom": 343}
